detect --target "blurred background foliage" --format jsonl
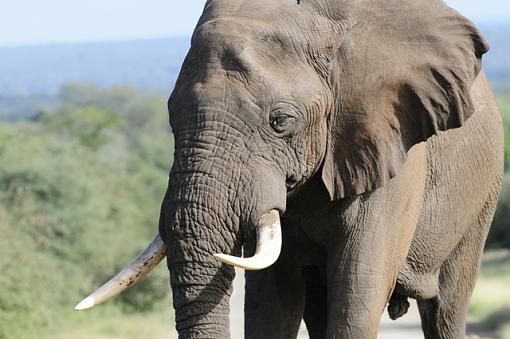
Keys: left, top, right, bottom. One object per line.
{"left": 0, "top": 85, "right": 173, "bottom": 339}
{"left": 489, "top": 95, "right": 510, "bottom": 251}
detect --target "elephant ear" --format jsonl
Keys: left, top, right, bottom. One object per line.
{"left": 320, "top": 1, "right": 489, "bottom": 200}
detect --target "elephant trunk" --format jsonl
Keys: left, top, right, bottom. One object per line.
{"left": 160, "top": 170, "right": 243, "bottom": 338}
{"left": 169, "top": 239, "right": 234, "bottom": 338}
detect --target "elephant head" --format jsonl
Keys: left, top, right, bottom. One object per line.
{"left": 76, "top": 0, "right": 488, "bottom": 337}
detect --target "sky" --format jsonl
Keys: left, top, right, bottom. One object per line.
{"left": 0, "top": 1, "right": 508, "bottom": 47}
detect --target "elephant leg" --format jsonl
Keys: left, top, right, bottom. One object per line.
{"left": 325, "top": 203, "right": 422, "bottom": 337}
{"left": 302, "top": 265, "right": 327, "bottom": 339}
{"left": 244, "top": 242, "right": 305, "bottom": 339}
{"left": 418, "top": 242, "right": 479, "bottom": 339}
{"left": 325, "top": 242, "right": 399, "bottom": 339}
{"left": 418, "top": 195, "right": 498, "bottom": 339}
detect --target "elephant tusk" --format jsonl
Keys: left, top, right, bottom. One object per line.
{"left": 214, "top": 210, "right": 282, "bottom": 270}
{"left": 74, "top": 234, "right": 166, "bottom": 311}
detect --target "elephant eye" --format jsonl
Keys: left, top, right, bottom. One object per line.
{"left": 270, "top": 110, "right": 296, "bottom": 134}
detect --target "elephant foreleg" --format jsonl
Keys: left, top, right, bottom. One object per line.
{"left": 302, "top": 265, "right": 328, "bottom": 339}
{"left": 326, "top": 241, "right": 400, "bottom": 339}
{"left": 244, "top": 239, "right": 306, "bottom": 339}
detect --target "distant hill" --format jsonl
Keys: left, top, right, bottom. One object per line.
{"left": 480, "top": 24, "right": 510, "bottom": 91}
{"left": 0, "top": 37, "right": 190, "bottom": 96}
{"left": 0, "top": 37, "right": 190, "bottom": 120}
{"left": 0, "top": 24, "right": 508, "bottom": 120}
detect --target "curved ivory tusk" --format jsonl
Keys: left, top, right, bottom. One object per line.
{"left": 74, "top": 234, "right": 166, "bottom": 311}
{"left": 214, "top": 210, "right": 282, "bottom": 270}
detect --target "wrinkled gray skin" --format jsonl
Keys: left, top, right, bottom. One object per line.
{"left": 158, "top": 0, "right": 503, "bottom": 338}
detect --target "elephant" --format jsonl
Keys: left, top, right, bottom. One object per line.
{"left": 75, "top": 0, "right": 504, "bottom": 338}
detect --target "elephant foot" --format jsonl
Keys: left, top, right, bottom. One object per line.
{"left": 387, "top": 293, "right": 410, "bottom": 320}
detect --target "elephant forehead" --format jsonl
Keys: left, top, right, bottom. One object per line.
{"left": 194, "top": 18, "right": 298, "bottom": 58}
{"left": 192, "top": 17, "right": 336, "bottom": 89}
{"left": 190, "top": 22, "right": 325, "bottom": 94}
{"left": 196, "top": 1, "right": 341, "bottom": 55}
{"left": 204, "top": 0, "right": 304, "bottom": 23}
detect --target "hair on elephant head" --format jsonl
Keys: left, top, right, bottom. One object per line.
{"left": 75, "top": 0, "right": 488, "bottom": 337}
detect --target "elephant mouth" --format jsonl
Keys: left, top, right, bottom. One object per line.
{"left": 74, "top": 209, "right": 282, "bottom": 311}
{"left": 286, "top": 176, "right": 299, "bottom": 191}
{"left": 213, "top": 209, "right": 282, "bottom": 270}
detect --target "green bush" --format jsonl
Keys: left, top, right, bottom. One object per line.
{"left": 0, "top": 85, "right": 173, "bottom": 339}
{"left": 469, "top": 250, "right": 510, "bottom": 338}
{"left": 486, "top": 94, "right": 510, "bottom": 249}
{"left": 488, "top": 175, "right": 510, "bottom": 249}
{"left": 498, "top": 95, "right": 510, "bottom": 171}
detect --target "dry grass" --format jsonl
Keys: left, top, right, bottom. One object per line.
{"left": 45, "top": 310, "right": 175, "bottom": 339}
{"left": 470, "top": 250, "right": 510, "bottom": 338}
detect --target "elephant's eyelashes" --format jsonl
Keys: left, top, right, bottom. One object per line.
{"left": 269, "top": 110, "right": 297, "bottom": 135}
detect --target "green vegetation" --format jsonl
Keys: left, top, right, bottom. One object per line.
{"left": 44, "top": 309, "right": 172, "bottom": 339}
{"left": 487, "top": 93, "right": 510, "bottom": 250}
{"left": 470, "top": 250, "right": 510, "bottom": 339}
{"left": 0, "top": 84, "right": 173, "bottom": 339}
{"left": 498, "top": 95, "right": 510, "bottom": 171}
